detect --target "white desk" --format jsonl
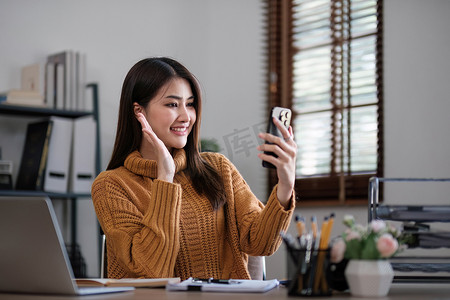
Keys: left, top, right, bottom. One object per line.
{"left": 1, "top": 284, "right": 450, "bottom": 300}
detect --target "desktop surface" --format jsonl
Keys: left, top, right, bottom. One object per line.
{"left": 1, "top": 283, "right": 450, "bottom": 300}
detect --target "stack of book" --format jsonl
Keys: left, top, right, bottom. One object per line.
{"left": 0, "top": 64, "right": 45, "bottom": 107}
{"left": 0, "top": 50, "right": 87, "bottom": 111}
{"left": 46, "top": 50, "right": 87, "bottom": 111}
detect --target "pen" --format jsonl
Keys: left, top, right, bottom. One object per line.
{"left": 192, "top": 278, "right": 231, "bottom": 284}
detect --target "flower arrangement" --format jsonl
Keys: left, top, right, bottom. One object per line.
{"left": 330, "top": 215, "right": 403, "bottom": 263}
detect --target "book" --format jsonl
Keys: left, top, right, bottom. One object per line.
{"left": 76, "top": 277, "right": 180, "bottom": 288}
{"left": 76, "top": 52, "right": 87, "bottom": 110}
{"left": 21, "top": 63, "right": 44, "bottom": 92}
{"left": 47, "top": 51, "right": 72, "bottom": 110}
{"left": 166, "top": 277, "right": 279, "bottom": 293}
{"left": 45, "top": 62, "right": 55, "bottom": 108}
{"left": 0, "top": 89, "right": 45, "bottom": 107}
{"left": 55, "top": 64, "right": 65, "bottom": 109}
{"left": 15, "top": 120, "right": 53, "bottom": 190}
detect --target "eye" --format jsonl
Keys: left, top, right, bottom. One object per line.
{"left": 187, "top": 101, "right": 195, "bottom": 107}
{"left": 166, "top": 103, "right": 178, "bottom": 108}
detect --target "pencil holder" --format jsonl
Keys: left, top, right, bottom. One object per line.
{"left": 287, "top": 248, "right": 332, "bottom": 297}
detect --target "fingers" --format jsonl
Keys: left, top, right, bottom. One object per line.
{"left": 257, "top": 118, "right": 297, "bottom": 168}
{"left": 137, "top": 112, "right": 160, "bottom": 145}
{"left": 137, "top": 112, "right": 151, "bottom": 131}
{"left": 259, "top": 130, "right": 295, "bottom": 150}
{"left": 258, "top": 143, "right": 296, "bottom": 168}
{"left": 273, "top": 117, "right": 293, "bottom": 141}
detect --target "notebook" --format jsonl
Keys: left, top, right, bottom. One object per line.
{"left": 166, "top": 277, "right": 279, "bottom": 293}
{"left": 0, "top": 196, "right": 134, "bottom": 295}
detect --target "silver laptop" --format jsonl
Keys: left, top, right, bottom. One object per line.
{"left": 0, "top": 196, "right": 134, "bottom": 295}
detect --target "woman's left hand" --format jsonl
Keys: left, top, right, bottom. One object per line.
{"left": 257, "top": 117, "right": 297, "bottom": 208}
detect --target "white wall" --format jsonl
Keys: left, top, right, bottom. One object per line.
{"left": 1, "top": 0, "right": 450, "bottom": 280}
{"left": 0, "top": 0, "right": 266, "bottom": 277}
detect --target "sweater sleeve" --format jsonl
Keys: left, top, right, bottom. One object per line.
{"left": 92, "top": 172, "right": 182, "bottom": 278}
{"left": 210, "top": 153, "right": 295, "bottom": 257}
{"left": 238, "top": 182, "right": 295, "bottom": 256}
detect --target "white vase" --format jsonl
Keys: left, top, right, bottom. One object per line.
{"left": 344, "top": 260, "right": 394, "bottom": 297}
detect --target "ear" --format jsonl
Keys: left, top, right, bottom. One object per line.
{"left": 133, "top": 102, "right": 144, "bottom": 118}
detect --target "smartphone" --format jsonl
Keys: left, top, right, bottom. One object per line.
{"left": 262, "top": 107, "right": 292, "bottom": 168}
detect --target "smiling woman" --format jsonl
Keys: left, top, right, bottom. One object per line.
{"left": 134, "top": 77, "right": 197, "bottom": 155}
{"left": 90, "top": 57, "right": 297, "bottom": 281}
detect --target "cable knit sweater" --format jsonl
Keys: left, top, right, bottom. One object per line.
{"left": 91, "top": 149, "right": 294, "bottom": 280}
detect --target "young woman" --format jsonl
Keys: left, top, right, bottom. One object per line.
{"left": 91, "top": 57, "right": 297, "bottom": 280}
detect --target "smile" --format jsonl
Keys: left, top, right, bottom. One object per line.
{"left": 171, "top": 127, "right": 188, "bottom": 135}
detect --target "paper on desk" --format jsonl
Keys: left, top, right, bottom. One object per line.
{"left": 166, "top": 277, "right": 279, "bottom": 293}
{"left": 76, "top": 277, "right": 180, "bottom": 287}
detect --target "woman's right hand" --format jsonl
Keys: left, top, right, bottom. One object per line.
{"left": 137, "top": 112, "right": 175, "bottom": 182}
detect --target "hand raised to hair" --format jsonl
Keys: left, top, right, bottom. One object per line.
{"left": 137, "top": 112, "right": 175, "bottom": 182}
{"left": 257, "top": 117, "right": 297, "bottom": 208}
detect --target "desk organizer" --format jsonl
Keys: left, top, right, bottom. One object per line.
{"left": 368, "top": 177, "right": 450, "bottom": 283}
{"left": 283, "top": 240, "right": 331, "bottom": 297}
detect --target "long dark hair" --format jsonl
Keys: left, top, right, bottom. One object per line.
{"left": 107, "top": 57, "right": 226, "bottom": 209}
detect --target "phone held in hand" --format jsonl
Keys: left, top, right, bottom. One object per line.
{"left": 262, "top": 107, "right": 292, "bottom": 169}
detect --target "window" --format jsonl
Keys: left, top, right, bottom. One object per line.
{"left": 265, "top": 0, "right": 383, "bottom": 204}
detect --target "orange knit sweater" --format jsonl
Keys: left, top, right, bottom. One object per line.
{"left": 91, "top": 149, "right": 294, "bottom": 280}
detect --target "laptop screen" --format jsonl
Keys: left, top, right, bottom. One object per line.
{"left": 0, "top": 196, "right": 79, "bottom": 294}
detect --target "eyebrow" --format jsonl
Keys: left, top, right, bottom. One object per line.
{"left": 165, "top": 95, "right": 195, "bottom": 100}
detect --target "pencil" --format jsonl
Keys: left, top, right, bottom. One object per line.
{"left": 321, "top": 213, "right": 335, "bottom": 249}
{"left": 314, "top": 215, "right": 332, "bottom": 294}
{"left": 311, "top": 216, "right": 318, "bottom": 240}
{"left": 295, "top": 215, "right": 305, "bottom": 237}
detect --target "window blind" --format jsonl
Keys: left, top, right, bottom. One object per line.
{"left": 265, "top": 0, "right": 384, "bottom": 204}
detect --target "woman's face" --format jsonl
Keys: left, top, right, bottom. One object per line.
{"left": 142, "top": 77, "right": 197, "bottom": 151}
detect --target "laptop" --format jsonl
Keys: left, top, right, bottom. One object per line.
{"left": 0, "top": 196, "right": 134, "bottom": 295}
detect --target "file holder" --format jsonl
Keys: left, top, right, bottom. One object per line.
{"left": 286, "top": 247, "right": 331, "bottom": 297}
{"left": 368, "top": 177, "right": 450, "bottom": 283}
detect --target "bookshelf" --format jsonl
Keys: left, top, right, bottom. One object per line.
{"left": 0, "top": 83, "right": 100, "bottom": 277}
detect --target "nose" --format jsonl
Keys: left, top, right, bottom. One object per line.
{"left": 178, "top": 105, "right": 191, "bottom": 123}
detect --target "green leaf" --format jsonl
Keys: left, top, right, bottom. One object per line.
{"left": 345, "top": 239, "right": 362, "bottom": 259}
{"left": 361, "top": 237, "right": 380, "bottom": 259}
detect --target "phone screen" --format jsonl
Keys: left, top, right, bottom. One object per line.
{"left": 262, "top": 107, "right": 292, "bottom": 168}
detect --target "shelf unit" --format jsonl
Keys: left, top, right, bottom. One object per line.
{"left": 0, "top": 83, "right": 100, "bottom": 277}
{"left": 368, "top": 177, "right": 450, "bottom": 283}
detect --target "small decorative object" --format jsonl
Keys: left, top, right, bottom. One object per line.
{"left": 345, "top": 259, "right": 393, "bottom": 297}
{"left": 330, "top": 215, "right": 404, "bottom": 297}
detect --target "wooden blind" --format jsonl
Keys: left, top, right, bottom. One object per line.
{"left": 265, "top": 0, "right": 384, "bottom": 205}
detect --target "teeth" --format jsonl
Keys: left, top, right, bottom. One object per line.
{"left": 171, "top": 127, "right": 186, "bottom": 132}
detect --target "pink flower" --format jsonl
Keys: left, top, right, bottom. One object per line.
{"left": 330, "top": 238, "right": 346, "bottom": 263}
{"left": 345, "top": 229, "right": 361, "bottom": 241}
{"left": 370, "top": 220, "right": 386, "bottom": 233}
{"left": 377, "top": 233, "right": 399, "bottom": 258}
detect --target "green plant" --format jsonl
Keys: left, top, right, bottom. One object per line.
{"left": 200, "top": 138, "right": 221, "bottom": 153}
